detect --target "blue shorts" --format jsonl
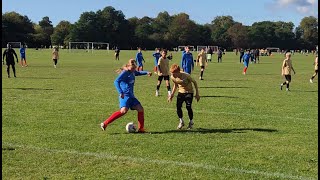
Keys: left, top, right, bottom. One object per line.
{"left": 244, "top": 60, "right": 249, "bottom": 67}
{"left": 184, "top": 68, "right": 192, "bottom": 74}
{"left": 21, "top": 55, "right": 26, "bottom": 60}
{"left": 119, "top": 96, "right": 141, "bottom": 109}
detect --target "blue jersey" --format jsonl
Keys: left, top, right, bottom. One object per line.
{"left": 181, "top": 52, "right": 194, "bottom": 74}
{"left": 135, "top": 52, "right": 144, "bottom": 66}
{"left": 242, "top": 53, "right": 251, "bottom": 67}
{"left": 152, "top": 52, "right": 161, "bottom": 66}
{"left": 114, "top": 70, "right": 148, "bottom": 98}
{"left": 20, "top": 48, "right": 25, "bottom": 56}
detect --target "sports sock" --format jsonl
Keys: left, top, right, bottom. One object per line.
{"left": 103, "top": 111, "right": 124, "bottom": 126}
{"left": 286, "top": 83, "right": 289, "bottom": 89}
{"left": 138, "top": 111, "right": 144, "bottom": 129}
{"left": 179, "top": 118, "right": 184, "bottom": 124}
{"left": 200, "top": 71, "right": 203, "bottom": 77}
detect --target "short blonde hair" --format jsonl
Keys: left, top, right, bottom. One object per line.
{"left": 170, "top": 64, "right": 180, "bottom": 73}
{"left": 285, "top": 52, "right": 291, "bottom": 58}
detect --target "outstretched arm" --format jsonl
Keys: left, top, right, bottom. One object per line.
{"left": 168, "top": 82, "right": 178, "bottom": 102}
{"left": 191, "top": 77, "right": 200, "bottom": 102}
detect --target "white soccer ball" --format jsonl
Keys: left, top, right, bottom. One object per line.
{"left": 125, "top": 122, "right": 136, "bottom": 133}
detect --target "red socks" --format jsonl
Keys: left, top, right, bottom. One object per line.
{"left": 103, "top": 111, "right": 124, "bottom": 126}
{"left": 138, "top": 111, "right": 144, "bottom": 130}
{"left": 243, "top": 67, "right": 247, "bottom": 73}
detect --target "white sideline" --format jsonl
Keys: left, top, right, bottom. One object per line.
{"left": 2, "top": 143, "right": 315, "bottom": 180}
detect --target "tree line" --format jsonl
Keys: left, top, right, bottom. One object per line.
{"left": 2, "top": 6, "right": 318, "bottom": 50}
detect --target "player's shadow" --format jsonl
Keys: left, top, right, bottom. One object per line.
{"left": 150, "top": 128, "right": 278, "bottom": 134}
{"left": 17, "top": 77, "right": 62, "bottom": 79}
{"left": 200, "top": 86, "right": 250, "bottom": 89}
{"left": 200, "top": 95, "right": 239, "bottom": 99}
{"left": 3, "top": 87, "right": 54, "bottom": 91}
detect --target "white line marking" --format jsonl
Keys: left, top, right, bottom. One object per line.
{"left": 2, "top": 143, "right": 316, "bottom": 180}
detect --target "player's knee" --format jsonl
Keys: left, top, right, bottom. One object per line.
{"left": 120, "top": 108, "right": 128, "bottom": 114}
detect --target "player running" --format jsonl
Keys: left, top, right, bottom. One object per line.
{"left": 242, "top": 49, "right": 251, "bottom": 75}
{"left": 196, "top": 48, "right": 208, "bottom": 80}
{"left": 19, "top": 44, "right": 28, "bottom": 67}
{"left": 280, "top": 52, "right": 296, "bottom": 91}
{"left": 181, "top": 46, "right": 194, "bottom": 74}
{"left": 100, "top": 59, "right": 152, "bottom": 133}
{"left": 155, "top": 49, "right": 171, "bottom": 97}
{"left": 168, "top": 64, "right": 200, "bottom": 130}
{"left": 310, "top": 55, "right": 318, "bottom": 83}
{"left": 135, "top": 47, "right": 145, "bottom": 71}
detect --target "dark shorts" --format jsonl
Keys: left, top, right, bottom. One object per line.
{"left": 284, "top": 75, "right": 291, "bottom": 82}
{"left": 6, "top": 60, "right": 15, "bottom": 66}
{"left": 158, "top": 75, "right": 169, "bottom": 81}
{"left": 200, "top": 65, "right": 205, "bottom": 69}
{"left": 21, "top": 55, "right": 26, "bottom": 60}
{"left": 315, "top": 69, "right": 318, "bottom": 73}
{"left": 177, "top": 93, "right": 193, "bottom": 107}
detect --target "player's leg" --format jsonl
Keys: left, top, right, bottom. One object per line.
{"left": 12, "top": 64, "right": 16, "bottom": 77}
{"left": 6, "top": 63, "right": 10, "bottom": 78}
{"left": 199, "top": 66, "right": 204, "bottom": 80}
{"left": 164, "top": 76, "right": 171, "bottom": 96}
{"left": 20, "top": 57, "right": 24, "bottom": 67}
{"left": 101, "top": 97, "right": 129, "bottom": 130}
{"left": 310, "top": 70, "right": 318, "bottom": 83}
{"left": 156, "top": 76, "right": 163, "bottom": 96}
{"left": 132, "top": 103, "right": 145, "bottom": 132}
{"left": 185, "top": 93, "right": 194, "bottom": 129}
{"left": 286, "top": 75, "right": 291, "bottom": 91}
{"left": 176, "top": 93, "right": 185, "bottom": 129}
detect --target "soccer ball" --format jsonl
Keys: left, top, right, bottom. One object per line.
{"left": 125, "top": 122, "right": 136, "bottom": 133}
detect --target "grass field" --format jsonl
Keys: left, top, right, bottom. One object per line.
{"left": 2, "top": 49, "right": 318, "bottom": 179}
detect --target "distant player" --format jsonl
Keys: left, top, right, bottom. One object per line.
{"left": 242, "top": 49, "right": 251, "bottom": 75}
{"left": 100, "top": 59, "right": 152, "bottom": 133}
{"left": 135, "top": 47, "right": 145, "bottom": 71}
{"left": 239, "top": 48, "right": 244, "bottom": 63}
{"left": 181, "top": 46, "right": 194, "bottom": 74}
{"left": 52, "top": 46, "right": 59, "bottom": 68}
{"left": 19, "top": 44, "right": 28, "bottom": 67}
{"left": 280, "top": 52, "right": 296, "bottom": 91}
{"left": 155, "top": 49, "right": 171, "bottom": 97}
{"left": 152, "top": 48, "right": 161, "bottom": 74}
{"left": 310, "top": 55, "right": 318, "bottom": 83}
{"left": 115, "top": 47, "right": 120, "bottom": 61}
{"left": 196, "top": 48, "right": 208, "bottom": 80}
{"left": 3, "top": 44, "right": 18, "bottom": 78}
{"left": 217, "top": 48, "right": 223, "bottom": 63}
{"left": 254, "top": 49, "right": 260, "bottom": 63}
{"left": 206, "top": 47, "right": 213, "bottom": 62}
{"left": 168, "top": 64, "right": 200, "bottom": 130}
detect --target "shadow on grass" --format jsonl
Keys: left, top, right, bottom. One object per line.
{"left": 3, "top": 87, "right": 54, "bottom": 90}
{"left": 200, "top": 95, "right": 239, "bottom": 98}
{"left": 291, "top": 90, "right": 318, "bottom": 93}
{"left": 17, "top": 77, "right": 62, "bottom": 79}
{"left": 219, "top": 79, "right": 249, "bottom": 81}
{"left": 200, "top": 86, "right": 250, "bottom": 89}
{"left": 149, "top": 128, "right": 278, "bottom": 134}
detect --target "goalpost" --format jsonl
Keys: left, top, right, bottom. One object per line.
{"left": 196, "top": 46, "right": 208, "bottom": 52}
{"left": 92, "top": 42, "right": 109, "bottom": 53}
{"left": 7, "top": 42, "right": 22, "bottom": 49}
{"left": 207, "top": 46, "right": 219, "bottom": 53}
{"left": 178, "top": 45, "right": 195, "bottom": 52}
{"left": 68, "top": 42, "right": 110, "bottom": 53}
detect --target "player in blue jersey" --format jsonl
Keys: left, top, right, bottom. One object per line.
{"left": 19, "top": 44, "right": 28, "bottom": 67}
{"left": 181, "top": 46, "right": 194, "bottom": 74}
{"left": 100, "top": 59, "right": 152, "bottom": 133}
{"left": 242, "top": 49, "right": 251, "bottom": 75}
{"left": 152, "top": 48, "right": 161, "bottom": 74}
{"left": 136, "top": 47, "right": 145, "bottom": 71}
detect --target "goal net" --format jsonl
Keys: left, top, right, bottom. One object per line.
{"left": 7, "top": 42, "right": 22, "bottom": 49}
{"left": 92, "top": 42, "right": 109, "bottom": 53}
{"left": 207, "top": 46, "right": 219, "bottom": 53}
{"left": 196, "top": 46, "right": 207, "bottom": 53}
{"left": 69, "top": 42, "right": 93, "bottom": 53}
{"left": 178, "top": 46, "right": 195, "bottom": 52}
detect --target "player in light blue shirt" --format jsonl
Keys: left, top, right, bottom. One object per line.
{"left": 152, "top": 48, "right": 161, "bottom": 73}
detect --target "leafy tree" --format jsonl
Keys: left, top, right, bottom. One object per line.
{"left": 210, "top": 16, "right": 235, "bottom": 48}
{"left": 298, "top": 16, "right": 318, "bottom": 49}
{"left": 2, "top": 11, "right": 34, "bottom": 47}
{"left": 227, "top": 23, "right": 249, "bottom": 49}
{"left": 51, "top": 21, "right": 72, "bottom": 47}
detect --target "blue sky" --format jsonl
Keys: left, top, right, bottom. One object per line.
{"left": 2, "top": 0, "right": 318, "bottom": 27}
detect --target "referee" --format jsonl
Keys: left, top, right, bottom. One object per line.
{"left": 3, "top": 44, "right": 18, "bottom": 78}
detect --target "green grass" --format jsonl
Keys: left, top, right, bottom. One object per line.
{"left": 2, "top": 49, "right": 318, "bottom": 179}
